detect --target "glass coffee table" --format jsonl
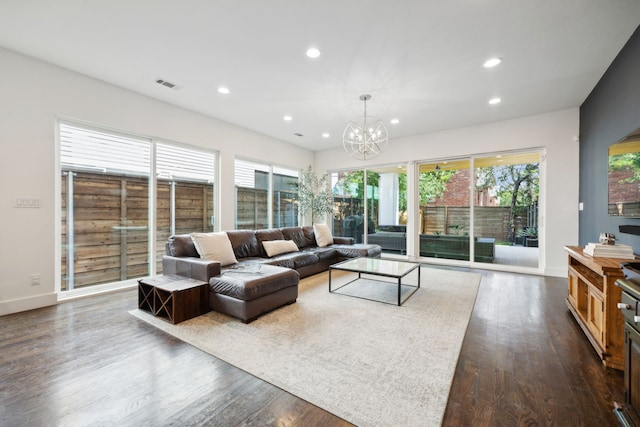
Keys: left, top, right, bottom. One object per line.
{"left": 329, "top": 258, "right": 421, "bottom": 306}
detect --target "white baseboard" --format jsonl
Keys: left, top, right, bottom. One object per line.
{"left": 0, "top": 293, "right": 58, "bottom": 316}
{"left": 544, "top": 266, "right": 568, "bottom": 278}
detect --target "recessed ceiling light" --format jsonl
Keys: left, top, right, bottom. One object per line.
{"left": 217, "top": 87, "right": 230, "bottom": 94}
{"left": 283, "top": 115, "right": 293, "bottom": 121}
{"left": 390, "top": 118, "right": 400, "bottom": 125}
{"left": 322, "top": 132, "right": 330, "bottom": 138}
{"left": 488, "top": 97, "right": 502, "bottom": 105}
{"left": 483, "top": 58, "right": 502, "bottom": 68}
{"left": 306, "top": 47, "right": 321, "bottom": 58}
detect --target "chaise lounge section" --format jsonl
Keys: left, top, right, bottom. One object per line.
{"left": 163, "top": 225, "right": 381, "bottom": 323}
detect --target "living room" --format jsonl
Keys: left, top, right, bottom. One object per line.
{"left": 2, "top": 2, "right": 640, "bottom": 426}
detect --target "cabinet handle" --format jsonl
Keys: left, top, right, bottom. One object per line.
{"left": 618, "top": 303, "right": 631, "bottom": 310}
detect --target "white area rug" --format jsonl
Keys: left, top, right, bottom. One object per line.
{"left": 131, "top": 267, "right": 481, "bottom": 427}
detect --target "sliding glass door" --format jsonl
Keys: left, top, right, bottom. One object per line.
{"left": 330, "top": 166, "right": 406, "bottom": 251}
{"left": 331, "top": 170, "right": 368, "bottom": 242}
{"left": 418, "top": 160, "right": 471, "bottom": 261}
{"left": 474, "top": 152, "right": 539, "bottom": 268}
{"left": 415, "top": 151, "right": 540, "bottom": 268}
{"left": 325, "top": 150, "right": 541, "bottom": 269}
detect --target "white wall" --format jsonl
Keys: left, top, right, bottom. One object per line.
{"left": 315, "top": 108, "right": 580, "bottom": 277}
{"left": 0, "top": 47, "right": 314, "bottom": 315}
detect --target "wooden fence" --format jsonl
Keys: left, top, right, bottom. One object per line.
{"left": 61, "top": 172, "right": 214, "bottom": 290}
{"left": 61, "top": 173, "right": 297, "bottom": 290}
{"left": 422, "top": 206, "right": 520, "bottom": 242}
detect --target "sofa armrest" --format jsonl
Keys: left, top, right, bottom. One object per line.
{"left": 162, "top": 255, "right": 221, "bottom": 282}
{"left": 332, "top": 236, "right": 354, "bottom": 245}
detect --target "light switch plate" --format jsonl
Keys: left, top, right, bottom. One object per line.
{"left": 15, "top": 198, "right": 41, "bottom": 208}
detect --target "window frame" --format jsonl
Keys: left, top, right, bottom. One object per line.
{"left": 56, "top": 119, "right": 219, "bottom": 296}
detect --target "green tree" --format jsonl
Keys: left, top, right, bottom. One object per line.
{"left": 418, "top": 170, "right": 456, "bottom": 204}
{"left": 290, "top": 166, "right": 333, "bottom": 224}
{"left": 333, "top": 170, "right": 379, "bottom": 198}
{"left": 480, "top": 163, "right": 539, "bottom": 242}
{"left": 609, "top": 152, "right": 640, "bottom": 183}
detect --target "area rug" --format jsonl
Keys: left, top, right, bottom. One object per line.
{"left": 130, "top": 266, "right": 481, "bottom": 427}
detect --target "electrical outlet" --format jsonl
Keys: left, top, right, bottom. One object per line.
{"left": 31, "top": 274, "right": 40, "bottom": 286}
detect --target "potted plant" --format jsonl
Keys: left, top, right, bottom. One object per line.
{"left": 523, "top": 227, "right": 538, "bottom": 247}
{"left": 292, "top": 166, "right": 333, "bottom": 224}
{"left": 447, "top": 224, "right": 465, "bottom": 235}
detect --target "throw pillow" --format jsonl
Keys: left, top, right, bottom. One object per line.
{"left": 190, "top": 232, "right": 238, "bottom": 266}
{"left": 313, "top": 223, "right": 334, "bottom": 247}
{"left": 262, "top": 240, "right": 299, "bottom": 257}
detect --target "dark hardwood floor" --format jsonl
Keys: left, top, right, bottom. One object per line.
{"left": 0, "top": 269, "right": 623, "bottom": 426}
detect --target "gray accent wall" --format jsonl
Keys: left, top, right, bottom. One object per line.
{"left": 580, "top": 25, "right": 640, "bottom": 249}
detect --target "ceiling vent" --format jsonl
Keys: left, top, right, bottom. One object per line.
{"left": 155, "top": 79, "right": 177, "bottom": 89}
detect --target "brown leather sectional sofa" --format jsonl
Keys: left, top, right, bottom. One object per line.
{"left": 163, "top": 226, "right": 382, "bottom": 323}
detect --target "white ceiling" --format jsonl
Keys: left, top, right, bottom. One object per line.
{"left": 1, "top": 1, "right": 639, "bottom": 151}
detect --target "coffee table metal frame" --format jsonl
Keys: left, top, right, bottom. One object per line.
{"left": 329, "top": 257, "right": 421, "bottom": 306}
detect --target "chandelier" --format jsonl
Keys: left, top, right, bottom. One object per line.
{"left": 343, "top": 94, "right": 388, "bottom": 160}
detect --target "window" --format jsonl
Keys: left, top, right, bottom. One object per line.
{"left": 155, "top": 142, "right": 216, "bottom": 272}
{"left": 272, "top": 166, "right": 299, "bottom": 228}
{"left": 59, "top": 122, "right": 217, "bottom": 291}
{"left": 331, "top": 166, "right": 407, "bottom": 246}
{"left": 234, "top": 159, "right": 298, "bottom": 229}
{"left": 328, "top": 150, "right": 541, "bottom": 271}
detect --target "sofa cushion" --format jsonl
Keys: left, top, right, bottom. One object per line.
{"left": 167, "top": 234, "right": 199, "bottom": 258}
{"left": 255, "top": 229, "right": 285, "bottom": 256}
{"left": 263, "top": 257, "right": 295, "bottom": 269}
{"left": 211, "top": 264, "right": 299, "bottom": 301}
{"left": 302, "top": 226, "right": 316, "bottom": 247}
{"left": 281, "top": 227, "right": 308, "bottom": 248}
{"left": 263, "top": 240, "right": 299, "bottom": 257}
{"left": 191, "top": 232, "right": 238, "bottom": 266}
{"left": 227, "top": 230, "right": 262, "bottom": 258}
{"left": 290, "top": 252, "right": 319, "bottom": 268}
{"left": 302, "top": 246, "right": 338, "bottom": 261}
{"left": 332, "top": 243, "right": 382, "bottom": 259}
{"left": 313, "top": 223, "right": 333, "bottom": 247}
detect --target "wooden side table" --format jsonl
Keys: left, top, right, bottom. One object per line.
{"left": 138, "top": 275, "right": 210, "bottom": 324}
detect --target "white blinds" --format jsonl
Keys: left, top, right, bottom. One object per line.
{"left": 235, "top": 159, "right": 269, "bottom": 188}
{"left": 60, "top": 122, "right": 150, "bottom": 176}
{"left": 60, "top": 122, "right": 216, "bottom": 183}
{"left": 156, "top": 142, "right": 216, "bottom": 183}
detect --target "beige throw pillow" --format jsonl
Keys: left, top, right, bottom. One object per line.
{"left": 262, "top": 240, "right": 299, "bottom": 257}
{"left": 313, "top": 223, "right": 334, "bottom": 247}
{"left": 190, "top": 232, "right": 238, "bottom": 266}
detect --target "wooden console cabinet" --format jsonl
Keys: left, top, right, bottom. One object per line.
{"left": 565, "top": 245, "right": 628, "bottom": 370}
